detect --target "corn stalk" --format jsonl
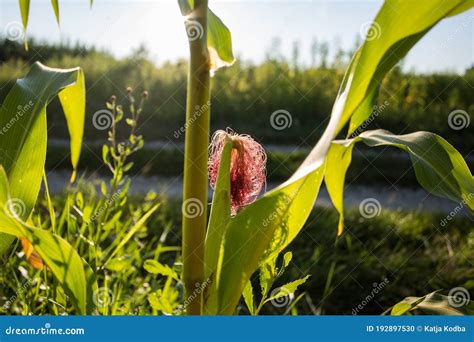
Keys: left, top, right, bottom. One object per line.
{"left": 181, "top": 0, "right": 210, "bottom": 315}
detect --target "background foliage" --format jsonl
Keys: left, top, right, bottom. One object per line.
{"left": 0, "top": 38, "right": 472, "bottom": 152}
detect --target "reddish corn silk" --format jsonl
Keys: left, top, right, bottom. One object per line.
{"left": 209, "top": 130, "right": 267, "bottom": 214}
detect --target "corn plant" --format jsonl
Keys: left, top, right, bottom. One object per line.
{"left": 1, "top": 0, "right": 472, "bottom": 316}
{"left": 0, "top": 63, "right": 90, "bottom": 313}
{"left": 177, "top": 0, "right": 473, "bottom": 315}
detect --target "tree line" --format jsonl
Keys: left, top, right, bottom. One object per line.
{"left": 0, "top": 38, "right": 472, "bottom": 153}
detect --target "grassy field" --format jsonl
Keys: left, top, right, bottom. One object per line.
{"left": 1, "top": 186, "right": 472, "bottom": 315}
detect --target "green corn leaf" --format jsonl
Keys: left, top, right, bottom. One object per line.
{"left": 178, "top": 0, "right": 235, "bottom": 73}
{"left": 0, "top": 62, "right": 85, "bottom": 254}
{"left": 51, "top": 0, "right": 60, "bottom": 25}
{"left": 0, "top": 235, "right": 14, "bottom": 254}
{"left": 18, "top": 0, "right": 30, "bottom": 50}
{"left": 205, "top": 138, "right": 232, "bottom": 275}
{"left": 342, "top": 0, "right": 474, "bottom": 135}
{"left": 214, "top": 166, "right": 325, "bottom": 314}
{"left": 18, "top": 0, "right": 96, "bottom": 45}
{"left": 58, "top": 69, "right": 85, "bottom": 182}
{"left": 18, "top": 0, "right": 30, "bottom": 28}
{"left": 324, "top": 143, "right": 354, "bottom": 236}
{"left": 207, "top": 8, "right": 235, "bottom": 72}
{"left": 326, "top": 129, "right": 474, "bottom": 233}
{"left": 203, "top": 138, "right": 232, "bottom": 314}
{"left": 210, "top": 0, "right": 473, "bottom": 315}
{"left": 0, "top": 166, "right": 88, "bottom": 314}
{"left": 390, "top": 291, "right": 473, "bottom": 315}
{"left": 84, "top": 258, "right": 98, "bottom": 314}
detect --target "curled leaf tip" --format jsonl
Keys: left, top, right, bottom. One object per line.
{"left": 209, "top": 129, "right": 267, "bottom": 214}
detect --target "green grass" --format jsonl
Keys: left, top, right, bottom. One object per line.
{"left": 1, "top": 188, "right": 471, "bottom": 315}
{"left": 280, "top": 208, "right": 473, "bottom": 315}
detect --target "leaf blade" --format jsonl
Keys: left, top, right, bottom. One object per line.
{"left": 178, "top": 0, "right": 235, "bottom": 73}
{"left": 0, "top": 62, "right": 85, "bottom": 254}
{"left": 51, "top": 0, "right": 60, "bottom": 25}
{"left": 203, "top": 138, "right": 232, "bottom": 313}
{"left": 18, "top": 0, "right": 30, "bottom": 50}
{"left": 390, "top": 291, "right": 473, "bottom": 316}
{"left": 326, "top": 129, "right": 474, "bottom": 232}
{"left": 0, "top": 167, "right": 88, "bottom": 314}
{"left": 58, "top": 69, "right": 86, "bottom": 182}
{"left": 207, "top": 8, "right": 235, "bottom": 73}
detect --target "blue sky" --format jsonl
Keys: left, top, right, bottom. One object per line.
{"left": 1, "top": 0, "right": 473, "bottom": 73}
